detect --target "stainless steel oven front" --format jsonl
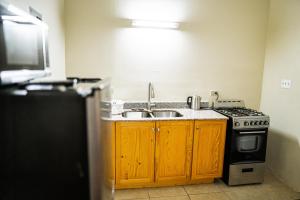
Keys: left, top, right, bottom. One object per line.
{"left": 230, "top": 129, "right": 268, "bottom": 164}
{"left": 227, "top": 128, "right": 268, "bottom": 185}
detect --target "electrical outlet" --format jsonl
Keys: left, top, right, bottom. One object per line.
{"left": 210, "top": 90, "right": 219, "bottom": 96}
{"left": 281, "top": 80, "right": 292, "bottom": 89}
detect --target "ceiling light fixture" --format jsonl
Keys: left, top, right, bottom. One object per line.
{"left": 131, "top": 20, "right": 179, "bottom": 29}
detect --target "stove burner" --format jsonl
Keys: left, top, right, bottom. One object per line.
{"left": 216, "top": 108, "right": 265, "bottom": 117}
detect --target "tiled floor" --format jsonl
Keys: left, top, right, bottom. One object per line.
{"left": 114, "top": 171, "right": 300, "bottom": 200}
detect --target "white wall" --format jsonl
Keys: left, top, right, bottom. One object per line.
{"left": 65, "top": 0, "right": 269, "bottom": 109}
{"left": 6, "top": 0, "right": 66, "bottom": 79}
{"left": 260, "top": 0, "right": 300, "bottom": 192}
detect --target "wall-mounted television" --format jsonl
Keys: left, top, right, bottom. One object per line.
{"left": 0, "top": 2, "right": 50, "bottom": 85}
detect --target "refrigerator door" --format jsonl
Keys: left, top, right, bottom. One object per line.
{"left": 0, "top": 90, "right": 90, "bottom": 200}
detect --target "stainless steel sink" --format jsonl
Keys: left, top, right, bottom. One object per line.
{"left": 152, "top": 110, "right": 183, "bottom": 118}
{"left": 122, "top": 111, "right": 152, "bottom": 118}
{"left": 121, "top": 110, "right": 183, "bottom": 118}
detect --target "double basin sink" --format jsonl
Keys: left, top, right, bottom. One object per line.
{"left": 122, "top": 110, "right": 183, "bottom": 119}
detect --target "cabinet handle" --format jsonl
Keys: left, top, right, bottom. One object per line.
{"left": 157, "top": 127, "right": 160, "bottom": 132}
{"left": 152, "top": 127, "right": 155, "bottom": 133}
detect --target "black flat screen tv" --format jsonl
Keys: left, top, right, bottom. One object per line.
{"left": 0, "top": 2, "right": 50, "bottom": 85}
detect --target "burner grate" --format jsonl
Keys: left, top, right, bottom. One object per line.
{"left": 216, "top": 108, "right": 265, "bottom": 117}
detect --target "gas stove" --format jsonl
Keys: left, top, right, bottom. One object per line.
{"left": 214, "top": 100, "right": 270, "bottom": 130}
{"left": 214, "top": 100, "right": 270, "bottom": 186}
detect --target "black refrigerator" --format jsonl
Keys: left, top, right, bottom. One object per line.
{"left": 0, "top": 78, "right": 114, "bottom": 200}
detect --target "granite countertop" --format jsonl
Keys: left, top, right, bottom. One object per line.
{"left": 104, "top": 108, "right": 228, "bottom": 121}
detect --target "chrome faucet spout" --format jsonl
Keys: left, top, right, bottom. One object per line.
{"left": 147, "top": 82, "right": 155, "bottom": 111}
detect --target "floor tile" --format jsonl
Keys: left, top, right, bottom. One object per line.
{"left": 218, "top": 171, "right": 299, "bottom": 200}
{"left": 114, "top": 188, "right": 149, "bottom": 200}
{"left": 224, "top": 184, "right": 298, "bottom": 200}
{"left": 148, "top": 186, "right": 187, "bottom": 198}
{"left": 217, "top": 181, "right": 268, "bottom": 200}
{"left": 224, "top": 189, "right": 262, "bottom": 200}
{"left": 263, "top": 172, "right": 300, "bottom": 200}
{"left": 219, "top": 183, "right": 260, "bottom": 192}
{"left": 184, "top": 183, "right": 222, "bottom": 195}
{"left": 263, "top": 170, "right": 285, "bottom": 187}
{"left": 150, "top": 196, "right": 190, "bottom": 200}
{"left": 189, "top": 192, "right": 230, "bottom": 200}
{"left": 261, "top": 185, "right": 300, "bottom": 200}
{"left": 293, "top": 192, "right": 300, "bottom": 200}
{"left": 114, "top": 172, "right": 300, "bottom": 200}
{"left": 122, "top": 199, "right": 148, "bottom": 200}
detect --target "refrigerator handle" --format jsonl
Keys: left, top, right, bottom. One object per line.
{"left": 77, "top": 162, "right": 85, "bottom": 178}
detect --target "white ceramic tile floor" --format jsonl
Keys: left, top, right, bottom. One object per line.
{"left": 114, "top": 171, "right": 300, "bottom": 200}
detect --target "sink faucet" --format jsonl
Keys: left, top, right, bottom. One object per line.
{"left": 147, "top": 82, "right": 155, "bottom": 111}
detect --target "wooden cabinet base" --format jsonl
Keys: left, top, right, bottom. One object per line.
{"left": 115, "top": 178, "right": 215, "bottom": 189}
{"left": 114, "top": 120, "right": 227, "bottom": 189}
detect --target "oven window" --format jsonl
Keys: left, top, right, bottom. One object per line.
{"left": 237, "top": 135, "right": 262, "bottom": 152}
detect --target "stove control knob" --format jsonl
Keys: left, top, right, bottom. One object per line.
{"left": 254, "top": 121, "right": 259, "bottom": 125}
{"left": 234, "top": 122, "right": 240, "bottom": 127}
{"left": 264, "top": 121, "right": 269, "bottom": 125}
{"left": 244, "top": 121, "right": 249, "bottom": 126}
{"left": 250, "top": 121, "right": 255, "bottom": 125}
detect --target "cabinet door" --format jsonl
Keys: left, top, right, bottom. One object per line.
{"left": 116, "top": 122, "right": 155, "bottom": 188}
{"left": 191, "top": 120, "right": 227, "bottom": 180}
{"left": 155, "top": 121, "right": 194, "bottom": 184}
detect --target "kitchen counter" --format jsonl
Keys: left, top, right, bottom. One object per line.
{"left": 112, "top": 108, "right": 228, "bottom": 189}
{"left": 105, "top": 109, "right": 228, "bottom": 121}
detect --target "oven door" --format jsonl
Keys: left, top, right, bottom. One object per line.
{"left": 230, "top": 129, "right": 268, "bottom": 164}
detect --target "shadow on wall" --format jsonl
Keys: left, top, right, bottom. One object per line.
{"left": 266, "top": 129, "right": 300, "bottom": 192}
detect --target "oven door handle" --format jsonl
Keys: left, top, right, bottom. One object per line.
{"left": 238, "top": 131, "right": 266, "bottom": 135}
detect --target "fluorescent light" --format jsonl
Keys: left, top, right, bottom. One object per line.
{"left": 132, "top": 20, "right": 179, "bottom": 29}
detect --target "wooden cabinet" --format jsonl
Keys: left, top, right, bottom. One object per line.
{"left": 191, "top": 120, "right": 227, "bottom": 180}
{"left": 155, "top": 121, "right": 194, "bottom": 184}
{"left": 115, "top": 122, "right": 155, "bottom": 188}
{"left": 115, "top": 119, "right": 227, "bottom": 188}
